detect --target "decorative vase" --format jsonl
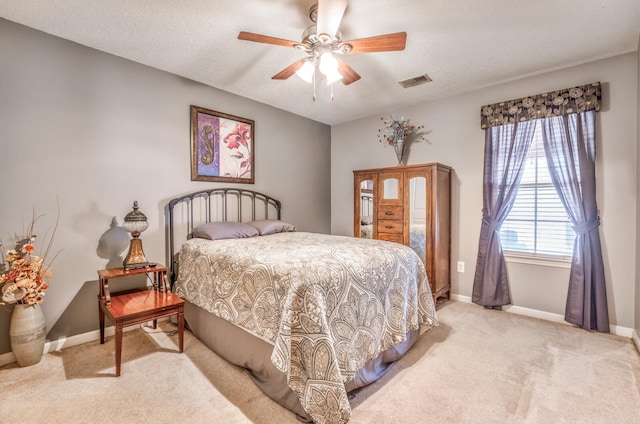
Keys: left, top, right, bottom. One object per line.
{"left": 393, "top": 138, "right": 405, "bottom": 164}
{"left": 10, "top": 303, "right": 46, "bottom": 367}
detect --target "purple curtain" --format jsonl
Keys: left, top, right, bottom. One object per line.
{"left": 541, "top": 111, "right": 609, "bottom": 332}
{"left": 472, "top": 121, "right": 536, "bottom": 309}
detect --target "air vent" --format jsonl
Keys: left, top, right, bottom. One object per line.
{"left": 398, "top": 74, "right": 432, "bottom": 88}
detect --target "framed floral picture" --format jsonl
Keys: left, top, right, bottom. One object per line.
{"left": 190, "top": 105, "right": 254, "bottom": 183}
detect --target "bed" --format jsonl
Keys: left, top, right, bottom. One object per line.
{"left": 167, "top": 188, "right": 438, "bottom": 423}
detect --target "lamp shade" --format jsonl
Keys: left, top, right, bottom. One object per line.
{"left": 123, "top": 201, "right": 149, "bottom": 236}
{"left": 295, "top": 60, "right": 315, "bottom": 84}
{"left": 318, "top": 52, "right": 339, "bottom": 76}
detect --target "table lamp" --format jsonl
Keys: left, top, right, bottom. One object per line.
{"left": 122, "top": 201, "right": 149, "bottom": 270}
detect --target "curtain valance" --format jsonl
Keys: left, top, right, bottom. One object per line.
{"left": 480, "top": 82, "right": 601, "bottom": 129}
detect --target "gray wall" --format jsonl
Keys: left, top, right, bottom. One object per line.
{"left": 331, "top": 53, "right": 638, "bottom": 330}
{"left": 0, "top": 19, "right": 331, "bottom": 354}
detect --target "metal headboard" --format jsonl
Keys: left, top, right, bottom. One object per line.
{"left": 166, "top": 188, "right": 282, "bottom": 285}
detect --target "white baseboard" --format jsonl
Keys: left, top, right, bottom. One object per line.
{"left": 0, "top": 351, "right": 16, "bottom": 367}
{"left": 450, "top": 294, "right": 634, "bottom": 338}
{"left": 0, "top": 322, "right": 155, "bottom": 368}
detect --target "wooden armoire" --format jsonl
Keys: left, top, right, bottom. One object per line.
{"left": 353, "top": 163, "right": 451, "bottom": 302}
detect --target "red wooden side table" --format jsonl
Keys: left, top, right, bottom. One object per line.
{"left": 97, "top": 264, "right": 184, "bottom": 376}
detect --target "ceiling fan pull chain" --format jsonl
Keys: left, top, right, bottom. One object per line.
{"left": 313, "top": 69, "right": 317, "bottom": 101}
{"left": 331, "top": 83, "right": 334, "bottom": 101}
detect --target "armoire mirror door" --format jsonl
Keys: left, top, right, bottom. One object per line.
{"left": 406, "top": 167, "right": 435, "bottom": 287}
{"left": 354, "top": 173, "right": 376, "bottom": 239}
{"left": 408, "top": 175, "right": 427, "bottom": 265}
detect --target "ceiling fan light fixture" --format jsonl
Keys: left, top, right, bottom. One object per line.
{"left": 296, "top": 60, "right": 315, "bottom": 83}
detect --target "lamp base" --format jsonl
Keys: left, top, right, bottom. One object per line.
{"left": 123, "top": 238, "right": 149, "bottom": 270}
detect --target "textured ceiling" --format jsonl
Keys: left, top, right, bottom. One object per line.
{"left": 1, "top": 0, "right": 639, "bottom": 125}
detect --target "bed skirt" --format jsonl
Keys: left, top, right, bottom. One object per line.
{"left": 184, "top": 301, "right": 420, "bottom": 421}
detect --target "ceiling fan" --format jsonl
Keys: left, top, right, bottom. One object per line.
{"left": 238, "top": 0, "right": 406, "bottom": 92}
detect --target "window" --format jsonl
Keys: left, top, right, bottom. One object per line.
{"left": 500, "top": 121, "right": 574, "bottom": 259}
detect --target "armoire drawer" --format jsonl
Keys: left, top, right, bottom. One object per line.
{"left": 377, "top": 219, "right": 403, "bottom": 235}
{"left": 378, "top": 232, "right": 403, "bottom": 244}
{"left": 378, "top": 205, "right": 403, "bottom": 219}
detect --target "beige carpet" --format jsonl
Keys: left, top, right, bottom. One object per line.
{"left": 1, "top": 301, "right": 639, "bottom": 423}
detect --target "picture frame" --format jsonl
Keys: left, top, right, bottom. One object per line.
{"left": 190, "top": 105, "right": 255, "bottom": 183}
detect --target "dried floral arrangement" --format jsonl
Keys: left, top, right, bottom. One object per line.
{"left": 377, "top": 116, "right": 427, "bottom": 145}
{"left": 0, "top": 212, "right": 60, "bottom": 305}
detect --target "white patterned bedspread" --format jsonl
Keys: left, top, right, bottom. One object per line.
{"left": 175, "top": 232, "right": 437, "bottom": 424}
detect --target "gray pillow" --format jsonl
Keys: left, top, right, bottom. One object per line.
{"left": 192, "top": 222, "right": 259, "bottom": 240}
{"left": 248, "top": 219, "right": 297, "bottom": 236}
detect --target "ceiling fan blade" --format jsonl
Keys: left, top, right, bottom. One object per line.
{"left": 316, "top": 0, "right": 348, "bottom": 38}
{"left": 336, "top": 57, "right": 361, "bottom": 85}
{"left": 238, "top": 31, "right": 298, "bottom": 48}
{"left": 342, "top": 32, "right": 407, "bottom": 54}
{"left": 272, "top": 58, "right": 307, "bottom": 80}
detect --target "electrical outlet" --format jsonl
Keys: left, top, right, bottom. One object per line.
{"left": 457, "top": 261, "right": 465, "bottom": 273}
